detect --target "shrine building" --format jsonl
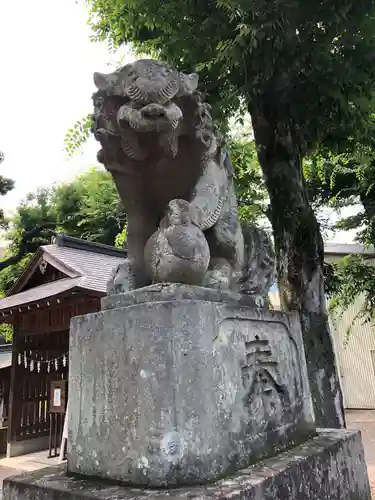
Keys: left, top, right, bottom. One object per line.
{"left": 0, "top": 234, "right": 125, "bottom": 457}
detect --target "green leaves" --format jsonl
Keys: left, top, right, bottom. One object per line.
{"left": 85, "top": 0, "right": 375, "bottom": 152}
{"left": 228, "top": 138, "right": 268, "bottom": 222}
{"left": 64, "top": 114, "right": 93, "bottom": 156}
{"left": 52, "top": 168, "right": 127, "bottom": 245}
{"left": 0, "top": 168, "right": 127, "bottom": 292}
{"left": 306, "top": 144, "right": 375, "bottom": 329}
{"left": 0, "top": 323, "right": 13, "bottom": 343}
{"left": 115, "top": 224, "right": 127, "bottom": 248}
{"left": 327, "top": 254, "right": 375, "bottom": 340}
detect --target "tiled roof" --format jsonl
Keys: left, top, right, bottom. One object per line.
{"left": 42, "top": 244, "right": 125, "bottom": 293}
{"left": 0, "top": 236, "right": 127, "bottom": 312}
{"left": 324, "top": 243, "right": 375, "bottom": 256}
{"left": 0, "top": 278, "right": 82, "bottom": 311}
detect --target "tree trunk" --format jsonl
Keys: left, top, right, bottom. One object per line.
{"left": 250, "top": 97, "right": 345, "bottom": 429}
{"left": 360, "top": 191, "right": 375, "bottom": 245}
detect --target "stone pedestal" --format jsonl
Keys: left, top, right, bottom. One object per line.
{"left": 2, "top": 284, "right": 371, "bottom": 500}
{"left": 3, "top": 430, "right": 371, "bottom": 500}
{"left": 67, "top": 284, "right": 315, "bottom": 486}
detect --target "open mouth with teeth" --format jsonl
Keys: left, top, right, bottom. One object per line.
{"left": 117, "top": 101, "right": 183, "bottom": 133}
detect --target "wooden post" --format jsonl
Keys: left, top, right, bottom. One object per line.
{"left": 48, "top": 380, "right": 67, "bottom": 458}
{"left": 6, "top": 330, "right": 18, "bottom": 457}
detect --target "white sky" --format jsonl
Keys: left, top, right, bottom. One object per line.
{"left": 0, "top": 0, "right": 134, "bottom": 216}
{"left": 0, "top": 0, "right": 358, "bottom": 244}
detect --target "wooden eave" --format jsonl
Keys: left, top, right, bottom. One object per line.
{"left": 0, "top": 279, "right": 103, "bottom": 322}
{"left": 10, "top": 248, "right": 80, "bottom": 295}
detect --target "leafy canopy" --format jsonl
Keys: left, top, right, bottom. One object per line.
{"left": 0, "top": 168, "right": 126, "bottom": 292}
{"left": 305, "top": 147, "right": 375, "bottom": 244}
{"left": 305, "top": 145, "right": 375, "bottom": 329}
{"left": 88, "top": 0, "right": 375, "bottom": 150}
{"left": 326, "top": 254, "right": 375, "bottom": 337}
{"left": 228, "top": 137, "right": 267, "bottom": 223}
{"left": 53, "top": 167, "right": 126, "bottom": 244}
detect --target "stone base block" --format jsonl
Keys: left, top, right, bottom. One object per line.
{"left": 3, "top": 430, "right": 371, "bottom": 500}
{"left": 68, "top": 285, "right": 315, "bottom": 486}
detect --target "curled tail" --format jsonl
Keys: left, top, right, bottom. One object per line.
{"left": 237, "top": 223, "right": 276, "bottom": 305}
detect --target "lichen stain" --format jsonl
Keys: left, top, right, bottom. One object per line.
{"left": 160, "top": 431, "right": 183, "bottom": 463}
{"left": 214, "top": 326, "right": 232, "bottom": 347}
{"left": 136, "top": 456, "right": 150, "bottom": 474}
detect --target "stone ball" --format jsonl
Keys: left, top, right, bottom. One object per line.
{"left": 144, "top": 222, "right": 210, "bottom": 286}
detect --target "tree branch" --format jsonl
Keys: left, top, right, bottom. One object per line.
{"left": 0, "top": 224, "right": 57, "bottom": 272}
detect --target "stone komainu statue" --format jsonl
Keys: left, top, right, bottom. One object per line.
{"left": 92, "top": 59, "right": 275, "bottom": 303}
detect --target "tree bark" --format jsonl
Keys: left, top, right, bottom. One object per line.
{"left": 360, "top": 191, "right": 375, "bottom": 245}
{"left": 250, "top": 96, "right": 346, "bottom": 429}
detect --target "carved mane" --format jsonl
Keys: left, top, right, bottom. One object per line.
{"left": 92, "top": 60, "right": 233, "bottom": 176}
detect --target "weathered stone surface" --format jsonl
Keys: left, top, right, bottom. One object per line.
{"left": 102, "top": 283, "right": 263, "bottom": 310}
{"left": 68, "top": 288, "right": 314, "bottom": 486}
{"left": 93, "top": 58, "right": 276, "bottom": 296}
{"left": 144, "top": 200, "right": 210, "bottom": 286}
{"left": 107, "top": 260, "right": 134, "bottom": 295}
{"left": 3, "top": 430, "right": 370, "bottom": 500}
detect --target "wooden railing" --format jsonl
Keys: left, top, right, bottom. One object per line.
{"left": 11, "top": 330, "right": 69, "bottom": 442}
